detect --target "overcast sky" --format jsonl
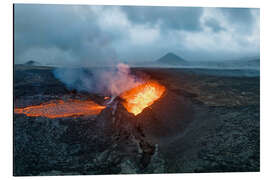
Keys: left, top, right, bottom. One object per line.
{"left": 14, "top": 4, "right": 260, "bottom": 66}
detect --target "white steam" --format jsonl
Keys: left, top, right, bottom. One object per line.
{"left": 53, "top": 63, "right": 142, "bottom": 96}
{"left": 97, "top": 63, "right": 141, "bottom": 96}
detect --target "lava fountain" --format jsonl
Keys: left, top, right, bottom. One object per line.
{"left": 14, "top": 99, "right": 106, "bottom": 118}
{"left": 120, "top": 81, "right": 165, "bottom": 116}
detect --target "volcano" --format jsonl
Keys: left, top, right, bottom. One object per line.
{"left": 14, "top": 81, "right": 166, "bottom": 119}
{"left": 156, "top": 52, "right": 188, "bottom": 66}
{"left": 14, "top": 76, "right": 195, "bottom": 173}
{"left": 14, "top": 64, "right": 260, "bottom": 175}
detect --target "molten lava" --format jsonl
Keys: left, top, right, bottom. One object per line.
{"left": 14, "top": 99, "right": 106, "bottom": 118}
{"left": 120, "top": 81, "right": 165, "bottom": 116}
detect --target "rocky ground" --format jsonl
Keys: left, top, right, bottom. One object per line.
{"left": 13, "top": 65, "right": 260, "bottom": 176}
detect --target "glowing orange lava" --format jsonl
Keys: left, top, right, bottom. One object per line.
{"left": 14, "top": 99, "right": 106, "bottom": 118}
{"left": 120, "top": 81, "right": 165, "bottom": 116}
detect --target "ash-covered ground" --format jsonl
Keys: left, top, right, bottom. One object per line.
{"left": 13, "top": 65, "right": 260, "bottom": 176}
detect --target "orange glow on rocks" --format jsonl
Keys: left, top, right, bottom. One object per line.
{"left": 120, "top": 81, "right": 165, "bottom": 116}
{"left": 14, "top": 99, "right": 106, "bottom": 118}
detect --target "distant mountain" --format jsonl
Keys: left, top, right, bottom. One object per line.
{"left": 156, "top": 53, "right": 188, "bottom": 65}
{"left": 188, "top": 58, "right": 260, "bottom": 69}
{"left": 24, "top": 60, "right": 40, "bottom": 66}
{"left": 218, "top": 58, "right": 260, "bottom": 68}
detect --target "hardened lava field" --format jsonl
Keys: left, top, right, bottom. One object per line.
{"left": 13, "top": 65, "right": 259, "bottom": 175}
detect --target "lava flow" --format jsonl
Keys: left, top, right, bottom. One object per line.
{"left": 14, "top": 81, "right": 165, "bottom": 118}
{"left": 14, "top": 99, "right": 106, "bottom": 118}
{"left": 120, "top": 81, "right": 165, "bottom": 116}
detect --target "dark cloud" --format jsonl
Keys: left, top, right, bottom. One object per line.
{"left": 204, "top": 18, "right": 225, "bottom": 32}
{"left": 220, "top": 8, "right": 253, "bottom": 24}
{"left": 14, "top": 4, "right": 259, "bottom": 65}
{"left": 14, "top": 4, "right": 119, "bottom": 65}
{"left": 219, "top": 8, "right": 255, "bottom": 34}
{"left": 121, "top": 6, "right": 203, "bottom": 31}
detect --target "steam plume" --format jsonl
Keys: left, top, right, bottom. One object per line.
{"left": 53, "top": 63, "right": 142, "bottom": 96}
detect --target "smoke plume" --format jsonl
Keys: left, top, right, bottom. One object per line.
{"left": 53, "top": 63, "right": 142, "bottom": 96}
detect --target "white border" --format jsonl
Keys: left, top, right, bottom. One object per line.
{"left": 11, "top": 0, "right": 261, "bottom": 8}
{"left": 1, "top": 0, "right": 269, "bottom": 179}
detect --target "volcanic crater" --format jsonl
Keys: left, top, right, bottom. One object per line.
{"left": 13, "top": 65, "right": 259, "bottom": 175}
